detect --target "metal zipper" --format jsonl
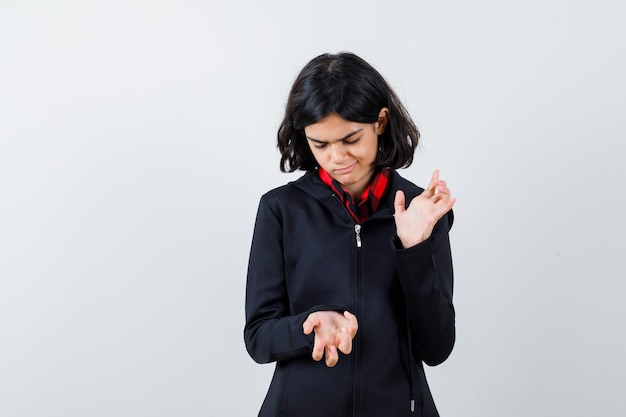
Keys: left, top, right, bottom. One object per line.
{"left": 352, "top": 226, "right": 361, "bottom": 417}
{"left": 354, "top": 224, "right": 362, "bottom": 248}
{"left": 329, "top": 193, "right": 363, "bottom": 416}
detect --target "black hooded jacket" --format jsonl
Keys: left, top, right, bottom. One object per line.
{"left": 244, "top": 170, "right": 455, "bottom": 417}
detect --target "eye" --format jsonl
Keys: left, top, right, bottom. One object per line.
{"left": 313, "top": 143, "right": 327, "bottom": 149}
{"left": 344, "top": 137, "right": 360, "bottom": 145}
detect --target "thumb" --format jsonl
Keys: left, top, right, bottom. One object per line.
{"left": 394, "top": 190, "right": 406, "bottom": 215}
{"left": 302, "top": 313, "right": 318, "bottom": 335}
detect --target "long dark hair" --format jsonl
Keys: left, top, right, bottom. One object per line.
{"left": 277, "top": 52, "right": 420, "bottom": 172}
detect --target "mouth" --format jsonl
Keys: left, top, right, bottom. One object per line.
{"left": 335, "top": 163, "right": 356, "bottom": 174}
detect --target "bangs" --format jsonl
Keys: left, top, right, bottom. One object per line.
{"left": 291, "top": 66, "right": 384, "bottom": 129}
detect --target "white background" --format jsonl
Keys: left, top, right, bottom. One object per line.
{"left": 1, "top": 1, "right": 625, "bottom": 416}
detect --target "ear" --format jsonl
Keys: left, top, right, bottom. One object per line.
{"left": 375, "top": 107, "right": 389, "bottom": 135}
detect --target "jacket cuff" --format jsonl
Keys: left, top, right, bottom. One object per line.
{"left": 392, "top": 235, "right": 432, "bottom": 261}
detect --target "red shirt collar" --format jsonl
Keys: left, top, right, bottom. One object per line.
{"left": 318, "top": 167, "right": 390, "bottom": 223}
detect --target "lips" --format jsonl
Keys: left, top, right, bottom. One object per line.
{"left": 335, "top": 162, "right": 356, "bottom": 174}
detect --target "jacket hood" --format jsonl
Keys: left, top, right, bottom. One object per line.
{"left": 287, "top": 169, "right": 453, "bottom": 227}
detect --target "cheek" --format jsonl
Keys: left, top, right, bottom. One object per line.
{"left": 359, "top": 143, "right": 378, "bottom": 162}
{"left": 309, "top": 147, "right": 327, "bottom": 164}
{"left": 305, "top": 143, "right": 318, "bottom": 156}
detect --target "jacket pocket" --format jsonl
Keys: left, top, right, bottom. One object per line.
{"left": 277, "top": 358, "right": 352, "bottom": 416}
{"left": 259, "top": 361, "right": 290, "bottom": 417}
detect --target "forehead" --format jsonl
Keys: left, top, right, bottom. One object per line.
{"left": 304, "top": 113, "right": 367, "bottom": 141}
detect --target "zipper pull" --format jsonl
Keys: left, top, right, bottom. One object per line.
{"left": 410, "top": 399, "right": 415, "bottom": 412}
{"left": 354, "top": 224, "right": 362, "bottom": 248}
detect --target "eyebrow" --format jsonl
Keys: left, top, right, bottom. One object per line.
{"left": 306, "top": 128, "right": 363, "bottom": 144}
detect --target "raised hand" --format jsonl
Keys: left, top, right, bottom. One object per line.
{"left": 302, "top": 310, "right": 359, "bottom": 367}
{"left": 393, "top": 169, "right": 456, "bottom": 248}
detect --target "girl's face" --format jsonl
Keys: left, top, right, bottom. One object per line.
{"left": 304, "top": 109, "right": 387, "bottom": 198}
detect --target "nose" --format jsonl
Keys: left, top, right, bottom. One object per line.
{"left": 329, "top": 143, "right": 348, "bottom": 163}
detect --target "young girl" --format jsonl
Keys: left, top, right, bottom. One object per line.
{"left": 244, "top": 52, "right": 456, "bottom": 417}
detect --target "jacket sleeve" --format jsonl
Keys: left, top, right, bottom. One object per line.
{"left": 243, "top": 195, "right": 315, "bottom": 364}
{"left": 394, "top": 210, "right": 455, "bottom": 366}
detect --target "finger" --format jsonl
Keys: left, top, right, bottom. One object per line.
{"left": 302, "top": 313, "right": 319, "bottom": 335}
{"left": 428, "top": 170, "right": 440, "bottom": 192}
{"left": 325, "top": 345, "right": 338, "bottom": 367}
{"left": 436, "top": 185, "right": 450, "bottom": 196}
{"left": 434, "top": 181, "right": 448, "bottom": 194}
{"left": 434, "top": 193, "right": 455, "bottom": 207}
{"left": 434, "top": 197, "right": 456, "bottom": 216}
{"left": 393, "top": 190, "right": 406, "bottom": 215}
{"left": 435, "top": 190, "right": 450, "bottom": 202}
{"left": 422, "top": 171, "right": 439, "bottom": 198}
{"left": 343, "top": 311, "right": 359, "bottom": 338}
{"left": 311, "top": 335, "right": 324, "bottom": 361}
{"left": 436, "top": 194, "right": 450, "bottom": 206}
{"left": 445, "top": 197, "right": 457, "bottom": 211}
{"left": 337, "top": 327, "right": 353, "bottom": 355}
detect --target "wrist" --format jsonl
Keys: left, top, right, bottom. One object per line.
{"left": 396, "top": 233, "right": 426, "bottom": 249}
